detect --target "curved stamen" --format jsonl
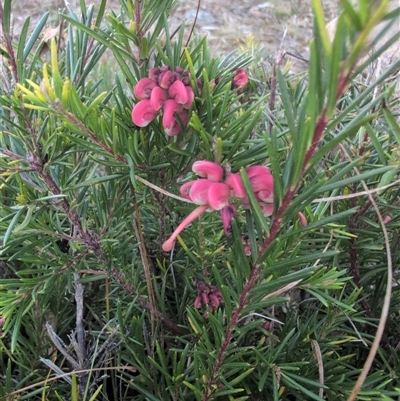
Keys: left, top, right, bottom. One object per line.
{"left": 162, "top": 205, "right": 208, "bottom": 252}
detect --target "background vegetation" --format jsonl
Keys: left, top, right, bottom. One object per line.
{"left": 0, "top": 0, "right": 399, "bottom": 400}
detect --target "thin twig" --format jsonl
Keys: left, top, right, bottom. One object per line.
{"left": 131, "top": 184, "right": 157, "bottom": 350}
{"left": 185, "top": 0, "right": 201, "bottom": 48}
{"left": 45, "top": 323, "right": 80, "bottom": 370}
{"left": 311, "top": 339, "right": 324, "bottom": 399}
{"left": 74, "top": 273, "right": 86, "bottom": 367}
{"left": 312, "top": 176, "right": 400, "bottom": 202}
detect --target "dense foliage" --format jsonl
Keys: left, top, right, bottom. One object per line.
{"left": 0, "top": 0, "right": 399, "bottom": 400}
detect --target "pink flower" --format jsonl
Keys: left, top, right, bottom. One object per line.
{"left": 131, "top": 99, "right": 158, "bottom": 127}
{"left": 232, "top": 68, "right": 249, "bottom": 89}
{"left": 162, "top": 162, "right": 275, "bottom": 251}
{"left": 163, "top": 167, "right": 231, "bottom": 250}
{"left": 148, "top": 67, "right": 161, "bottom": 81}
{"left": 246, "top": 166, "right": 274, "bottom": 203}
{"left": 383, "top": 215, "right": 392, "bottom": 224}
{"left": 226, "top": 166, "right": 274, "bottom": 216}
{"left": 180, "top": 179, "right": 230, "bottom": 210}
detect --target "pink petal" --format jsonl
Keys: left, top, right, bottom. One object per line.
{"left": 207, "top": 182, "right": 230, "bottom": 210}
{"left": 246, "top": 166, "right": 272, "bottom": 179}
{"left": 259, "top": 203, "right": 274, "bottom": 217}
{"left": 150, "top": 86, "right": 168, "bottom": 111}
{"left": 232, "top": 68, "right": 249, "bottom": 89}
{"left": 233, "top": 73, "right": 248, "bottom": 88}
{"left": 162, "top": 205, "right": 208, "bottom": 251}
{"left": 168, "top": 80, "right": 188, "bottom": 105}
{"left": 188, "top": 179, "right": 214, "bottom": 205}
{"left": 257, "top": 188, "right": 274, "bottom": 203}
{"left": 220, "top": 205, "right": 236, "bottom": 235}
{"left": 133, "top": 78, "right": 157, "bottom": 100}
{"left": 166, "top": 109, "right": 188, "bottom": 137}
{"left": 384, "top": 215, "right": 392, "bottom": 224}
{"left": 132, "top": 99, "right": 158, "bottom": 127}
{"left": 226, "top": 173, "right": 246, "bottom": 198}
{"left": 192, "top": 161, "right": 223, "bottom": 182}
{"left": 250, "top": 174, "right": 274, "bottom": 196}
{"left": 194, "top": 296, "right": 202, "bottom": 308}
{"left": 179, "top": 181, "right": 195, "bottom": 200}
{"left": 182, "top": 86, "right": 195, "bottom": 109}
{"left": 162, "top": 99, "right": 183, "bottom": 130}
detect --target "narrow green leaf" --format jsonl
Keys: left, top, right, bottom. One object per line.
{"left": 311, "top": 0, "right": 332, "bottom": 55}
{"left": 3, "top": 207, "right": 26, "bottom": 246}
{"left": 2, "top": 0, "right": 12, "bottom": 34}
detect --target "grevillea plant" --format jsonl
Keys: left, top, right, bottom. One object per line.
{"left": 0, "top": 0, "right": 400, "bottom": 400}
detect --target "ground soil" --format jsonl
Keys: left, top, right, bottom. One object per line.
{"left": 10, "top": 0, "right": 339, "bottom": 70}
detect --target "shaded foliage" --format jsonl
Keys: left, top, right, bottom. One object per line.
{"left": 0, "top": 0, "right": 399, "bottom": 400}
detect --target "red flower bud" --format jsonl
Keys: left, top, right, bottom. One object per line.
{"left": 201, "top": 292, "right": 210, "bottom": 305}
{"left": 208, "top": 294, "right": 220, "bottom": 308}
{"left": 220, "top": 205, "right": 236, "bottom": 235}
{"left": 148, "top": 67, "right": 161, "bottom": 81}
{"left": 194, "top": 296, "right": 202, "bottom": 308}
{"left": 298, "top": 211, "right": 307, "bottom": 227}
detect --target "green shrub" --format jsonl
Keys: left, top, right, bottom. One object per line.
{"left": 0, "top": 0, "right": 399, "bottom": 400}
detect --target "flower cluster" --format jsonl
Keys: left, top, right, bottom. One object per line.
{"left": 231, "top": 67, "right": 249, "bottom": 89}
{"left": 131, "top": 65, "right": 195, "bottom": 136}
{"left": 194, "top": 281, "right": 224, "bottom": 313}
{"left": 162, "top": 160, "right": 274, "bottom": 251}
